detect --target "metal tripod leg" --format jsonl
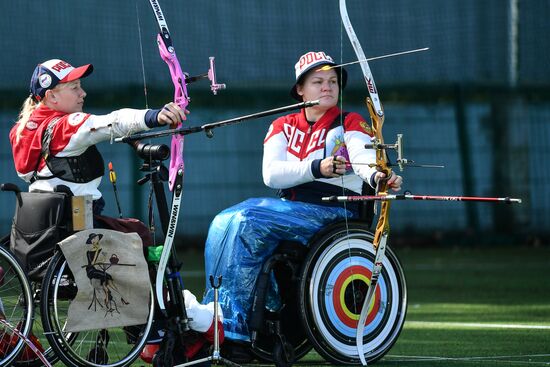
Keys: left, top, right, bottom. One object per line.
{"left": 175, "top": 275, "right": 241, "bottom": 367}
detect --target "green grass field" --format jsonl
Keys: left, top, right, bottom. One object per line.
{"left": 38, "top": 244, "right": 549, "bottom": 366}
{"left": 180, "top": 245, "right": 550, "bottom": 367}
{"left": 362, "top": 245, "right": 550, "bottom": 366}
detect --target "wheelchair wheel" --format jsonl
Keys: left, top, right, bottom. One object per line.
{"left": 40, "top": 250, "right": 155, "bottom": 367}
{"left": 0, "top": 245, "right": 33, "bottom": 366}
{"left": 1, "top": 234, "right": 61, "bottom": 367}
{"left": 14, "top": 282, "right": 63, "bottom": 367}
{"left": 299, "top": 221, "right": 407, "bottom": 365}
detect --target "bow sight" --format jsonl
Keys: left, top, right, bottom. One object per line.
{"left": 365, "top": 133, "right": 445, "bottom": 170}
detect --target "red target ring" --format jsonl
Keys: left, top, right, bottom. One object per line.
{"left": 332, "top": 265, "right": 381, "bottom": 329}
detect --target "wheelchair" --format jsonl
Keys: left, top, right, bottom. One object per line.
{"left": 1, "top": 182, "right": 71, "bottom": 366}
{"left": 2, "top": 183, "right": 155, "bottom": 367}
{"left": 248, "top": 215, "right": 407, "bottom": 365}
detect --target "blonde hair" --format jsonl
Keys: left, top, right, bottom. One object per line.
{"left": 14, "top": 82, "right": 77, "bottom": 142}
{"left": 14, "top": 96, "right": 39, "bottom": 142}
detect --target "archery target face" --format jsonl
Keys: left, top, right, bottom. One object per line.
{"left": 306, "top": 234, "right": 404, "bottom": 357}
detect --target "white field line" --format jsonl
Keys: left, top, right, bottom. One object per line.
{"left": 407, "top": 320, "right": 550, "bottom": 330}
{"left": 386, "top": 353, "right": 550, "bottom": 364}
{"left": 304, "top": 349, "right": 550, "bottom": 365}
{"left": 410, "top": 263, "right": 550, "bottom": 271}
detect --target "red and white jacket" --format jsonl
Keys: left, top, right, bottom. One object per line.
{"left": 10, "top": 105, "right": 152, "bottom": 199}
{"left": 263, "top": 106, "right": 377, "bottom": 203}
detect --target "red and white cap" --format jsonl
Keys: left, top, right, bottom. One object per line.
{"left": 30, "top": 59, "right": 93, "bottom": 101}
{"left": 290, "top": 51, "right": 347, "bottom": 101}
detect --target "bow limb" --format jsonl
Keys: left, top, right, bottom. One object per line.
{"left": 339, "top": 0, "right": 391, "bottom": 364}
{"left": 149, "top": 0, "right": 189, "bottom": 192}
{"left": 340, "top": 1, "right": 383, "bottom": 118}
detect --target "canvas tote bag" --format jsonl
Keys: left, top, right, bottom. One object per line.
{"left": 59, "top": 229, "right": 151, "bottom": 332}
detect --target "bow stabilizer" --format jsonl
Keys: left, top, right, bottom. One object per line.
{"left": 115, "top": 100, "right": 320, "bottom": 143}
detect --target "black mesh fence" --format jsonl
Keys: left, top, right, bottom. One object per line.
{"left": 0, "top": 1, "right": 548, "bottom": 245}
{"left": 1, "top": 0, "right": 549, "bottom": 92}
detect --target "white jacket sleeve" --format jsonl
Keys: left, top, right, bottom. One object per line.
{"left": 60, "top": 109, "right": 150, "bottom": 156}
{"left": 262, "top": 131, "right": 315, "bottom": 189}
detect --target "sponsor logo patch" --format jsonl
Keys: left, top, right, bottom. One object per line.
{"left": 26, "top": 121, "right": 38, "bottom": 130}
{"left": 39, "top": 74, "right": 52, "bottom": 88}
{"left": 68, "top": 113, "right": 86, "bottom": 126}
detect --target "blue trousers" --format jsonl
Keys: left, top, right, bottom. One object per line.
{"left": 202, "top": 197, "right": 354, "bottom": 341}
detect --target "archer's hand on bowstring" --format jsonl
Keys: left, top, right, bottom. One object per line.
{"left": 157, "top": 102, "right": 189, "bottom": 129}
{"left": 321, "top": 155, "right": 348, "bottom": 178}
{"left": 374, "top": 171, "right": 403, "bottom": 192}
{"left": 322, "top": 155, "right": 403, "bottom": 191}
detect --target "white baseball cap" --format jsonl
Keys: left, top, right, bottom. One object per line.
{"left": 290, "top": 51, "right": 347, "bottom": 101}
{"left": 30, "top": 59, "right": 93, "bottom": 101}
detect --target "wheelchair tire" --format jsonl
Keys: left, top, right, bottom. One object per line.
{"left": 40, "top": 250, "right": 155, "bottom": 367}
{"left": 0, "top": 244, "right": 34, "bottom": 366}
{"left": 299, "top": 221, "right": 407, "bottom": 365}
{"left": 1, "top": 234, "right": 63, "bottom": 367}
{"left": 14, "top": 282, "right": 63, "bottom": 367}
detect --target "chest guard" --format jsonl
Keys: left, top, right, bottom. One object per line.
{"left": 45, "top": 146, "right": 105, "bottom": 183}
{"left": 33, "top": 118, "right": 104, "bottom": 183}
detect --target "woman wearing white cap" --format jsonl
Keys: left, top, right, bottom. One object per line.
{"left": 10, "top": 59, "right": 185, "bottom": 215}
{"left": 6, "top": 59, "right": 190, "bottom": 364}
{"left": 202, "top": 51, "right": 403, "bottom": 349}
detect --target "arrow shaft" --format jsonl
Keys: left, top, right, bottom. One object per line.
{"left": 323, "top": 194, "right": 522, "bottom": 203}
